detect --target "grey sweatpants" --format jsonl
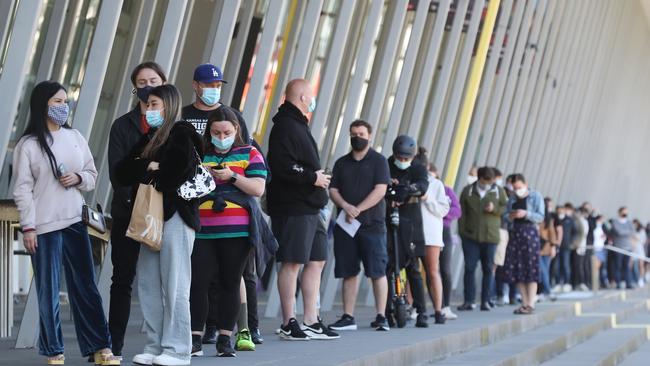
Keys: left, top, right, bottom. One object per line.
{"left": 137, "top": 213, "right": 194, "bottom": 361}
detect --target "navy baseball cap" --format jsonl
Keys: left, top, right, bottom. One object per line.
{"left": 193, "top": 64, "right": 228, "bottom": 83}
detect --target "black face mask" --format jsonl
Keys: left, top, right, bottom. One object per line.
{"left": 350, "top": 136, "right": 369, "bottom": 151}
{"left": 136, "top": 86, "right": 154, "bottom": 103}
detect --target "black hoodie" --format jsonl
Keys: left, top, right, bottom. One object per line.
{"left": 266, "top": 102, "right": 328, "bottom": 216}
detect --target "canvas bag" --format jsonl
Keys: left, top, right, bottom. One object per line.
{"left": 126, "top": 183, "right": 164, "bottom": 251}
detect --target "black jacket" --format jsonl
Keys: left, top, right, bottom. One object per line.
{"left": 266, "top": 102, "right": 328, "bottom": 216}
{"left": 108, "top": 106, "right": 146, "bottom": 219}
{"left": 116, "top": 121, "right": 204, "bottom": 232}
{"left": 387, "top": 157, "right": 429, "bottom": 256}
{"left": 226, "top": 191, "right": 278, "bottom": 278}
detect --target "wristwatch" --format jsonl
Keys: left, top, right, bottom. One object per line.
{"left": 230, "top": 172, "right": 238, "bottom": 183}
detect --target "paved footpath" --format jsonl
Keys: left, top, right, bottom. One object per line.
{"left": 2, "top": 291, "right": 649, "bottom": 366}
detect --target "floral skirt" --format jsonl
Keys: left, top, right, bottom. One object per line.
{"left": 503, "top": 222, "right": 540, "bottom": 283}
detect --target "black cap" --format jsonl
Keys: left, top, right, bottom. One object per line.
{"left": 392, "top": 135, "right": 417, "bottom": 158}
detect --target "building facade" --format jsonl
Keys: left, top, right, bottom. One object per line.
{"left": 1, "top": 0, "right": 650, "bottom": 219}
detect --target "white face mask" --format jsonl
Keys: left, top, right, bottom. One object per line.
{"left": 467, "top": 175, "right": 478, "bottom": 185}
{"left": 495, "top": 178, "right": 504, "bottom": 186}
{"left": 515, "top": 188, "right": 528, "bottom": 198}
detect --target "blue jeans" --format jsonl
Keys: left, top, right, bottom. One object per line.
{"left": 539, "top": 255, "right": 552, "bottom": 295}
{"left": 32, "top": 222, "right": 111, "bottom": 357}
{"left": 555, "top": 247, "right": 572, "bottom": 285}
{"left": 461, "top": 238, "right": 497, "bottom": 304}
{"left": 614, "top": 252, "right": 633, "bottom": 288}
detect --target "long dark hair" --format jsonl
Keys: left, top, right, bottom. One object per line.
{"left": 203, "top": 107, "right": 246, "bottom": 153}
{"left": 22, "top": 81, "right": 70, "bottom": 178}
{"left": 544, "top": 197, "right": 553, "bottom": 227}
{"left": 141, "top": 85, "right": 182, "bottom": 159}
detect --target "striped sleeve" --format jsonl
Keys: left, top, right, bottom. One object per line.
{"left": 245, "top": 147, "right": 267, "bottom": 179}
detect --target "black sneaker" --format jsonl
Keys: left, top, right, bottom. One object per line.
{"left": 251, "top": 328, "right": 264, "bottom": 344}
{"left": 216, "top": 334, "right": 236, "bottom": 357}
{"left": 370, "top": 314, "right": 390, "bottom": 331}
{"left": 415, "top": 313, "right": 429, "bottom": 328}
{"left": 191, "top": 334, "right": 204, "bottom": 357}
{"left": 202, "top": 326, "right": 217, "bottom": 344}
{"left": 434, "top": 311, "right": 446, "bottom": 324}
{"left": 302, "top": 318, "right": 341, "bottom": 340}
{"left": 329, "top": 314, "right": 357, "bottom": 331}
{"left": 279, "top": 318, "right": 310, "bottom": 341}
{"left": 457, "top": 303, "right": 475, "bottom": 311}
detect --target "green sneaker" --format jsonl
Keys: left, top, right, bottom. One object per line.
{"left": 235, "top": 329, "right": 256, "bottom": 351}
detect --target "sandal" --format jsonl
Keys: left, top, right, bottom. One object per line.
{"left": 514, "top": 306, "right": 534, "bottom": 315}
{"left": 94, "top": 351, "right": 121, "bottom": 365}
{"left": 47, "top": 354, "right": 65, "bottom": 365}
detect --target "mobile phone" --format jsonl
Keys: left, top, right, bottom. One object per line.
{"left": 212, "top": 164, "right": 225, "bottom": 170}
{"left": 56, "top": 163, "right": 66, "bottom": 177}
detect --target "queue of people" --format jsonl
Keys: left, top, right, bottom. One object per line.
{"left": 11, "top": 61, "right": 650, "bottom": 366}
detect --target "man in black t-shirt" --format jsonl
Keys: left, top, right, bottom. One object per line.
{"left": 328, "top": 120, "right": 391, "bottom": 332}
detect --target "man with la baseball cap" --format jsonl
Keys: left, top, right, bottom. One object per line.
{"left": 181, "top": 63, "right": 252, "bottom": 138}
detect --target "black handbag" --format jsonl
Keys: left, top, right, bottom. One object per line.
{"left": 82, "top": 201, "right": 107, "bottom": 234}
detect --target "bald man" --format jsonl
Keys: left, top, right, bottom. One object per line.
{"left": 267, "top": 79, "right": 339, "bottom": 340}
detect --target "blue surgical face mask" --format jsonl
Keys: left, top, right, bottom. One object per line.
{"left": 212, "top": 135, "right": 235, "bottom": 151}
{"left": 200, "top": 87, "right": 221, "bottom": 106}
{"left": 308, "top": 97, "right": 316, "bottom": 113}
{"left": 145, "top": 110, "right": 164, "bottom": 128}
{"left": 48, "top": 104, "right": 69, "bottom": 126}
{"left": 394, "top": 159, "right": 411, "bottom": 170}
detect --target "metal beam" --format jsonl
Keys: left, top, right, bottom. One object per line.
{"left": 434, "top": 0, "right": 485, "bottom": 174}
{"left": 71, "top": 0, "right": 124, "bottom": 139}
{"left": 405, "top": 0, "right": 452, "bottom": 139}
{"left": 381, "top": 0, "right": 432, "bottom": 150}
{"left": 0, "top": 0, "right": 46, "bottom": 176}
{"left": 360, "top": 0, "right": 409, "bottom": 142}
{"left": 330, "top": 0, "right": 384, "bottom": 161}
{"left": 419, "top": 0, "right": 471, "bottom": 153}
{"left": 205, "top": 0, "right": 242, "bottom": 68}
{"left": 242, "top": 0, "right": 288, "bottom": 134}
{"left": 456, "top": 0, "right": 514, "bottom": 190}
{"left": 309, "top": 0, "right": 357, "bottom": 147}
{"left": 154, "top": 0, "right": 189, "bottom": 77}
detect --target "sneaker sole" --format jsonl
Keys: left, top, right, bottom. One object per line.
{"left": 375, "top": 326, "right": 390, "bottom": 331}
{"left": 190, "top": 350, "right": 204, "bottom": 357}
{"left": 305, "top": 334, "right": 340, "bottom": 340}
{"left": 235, "top": 344, "right": 256, "bottom": 351}
{"left": 328, "top": 324, "right": 357, "bottom": 331}
{"left": 278, "top": 333, "right": 311, "bottom": 341}
{"left": 217, "top": 353, "right": 236, "bottom": 357}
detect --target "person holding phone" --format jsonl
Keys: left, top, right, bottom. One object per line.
{"left": 12, "top": 81, "right": 120, "bottom": 365}
{"left": 267, "top": 79, "right": 339, "bottom": 341}
{"left": 189, "top": 107, "right": 271, "bottom": 357}
{"left": 502, "top": 174, "right": 545, "bottom": 315}
{"left": 457, "top": 167, "right": 508, "bottom": 312}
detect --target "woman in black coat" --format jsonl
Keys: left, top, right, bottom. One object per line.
{"left": 116, "top": 84, "right": 202, "bottom": 366}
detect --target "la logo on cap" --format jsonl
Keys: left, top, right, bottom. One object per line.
{"left": 212, "top": 68, "right": 219, "bottom": 77}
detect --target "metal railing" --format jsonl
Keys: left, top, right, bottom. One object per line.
{"left": 588, "top": 244, "right": 650, "bottom": 294}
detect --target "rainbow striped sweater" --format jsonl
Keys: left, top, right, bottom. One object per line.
{"left": 197, "top": 145, "right": 267, "bottom": 239}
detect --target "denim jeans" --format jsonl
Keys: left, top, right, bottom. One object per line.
{"left": 461, "top": 238, "right": 497, "bottom": 304}
{"left": 613, "top": 252, "right": 633, "bottom": 288}
{"left": 32, "top": 222, "right": 111, "bottom": 357}
{"left": 555, "top": 247, "right": 572, "bottom": 285}
{"left": 539, "top": 255, "right": 552, "bottom": 295}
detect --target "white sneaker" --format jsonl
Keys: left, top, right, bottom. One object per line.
{"left": 442, "top": 307, "right": 458, "bottom": 320}
{"left": 552, "top": 285, "right": 562, "bottom": 293}
{"left": 151, "top": 354, "right": 190, "bottom": 366}
{"left": 579, "top": 283, "right": 589, "bottom": 292}
{"left": 562, "top": 284, "right": 572, "bottom": 293}
{"left": 133, "top": 353, "right": 157, "bottom": 366}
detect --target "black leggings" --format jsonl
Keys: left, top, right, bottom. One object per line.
{"left": 206, "top": 251, "right": 258, "bottom": 329}
{"left": 439, "top": 227, "right": 453, "bottom": 308}
{"left": 190, "top": 237, "right": 252, "bottom": 332}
